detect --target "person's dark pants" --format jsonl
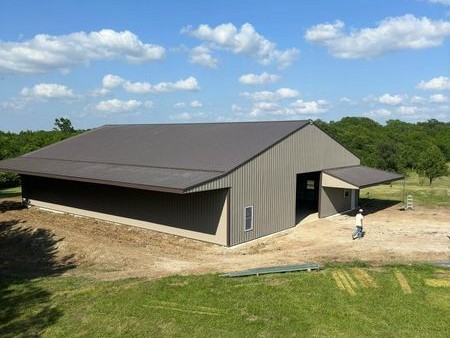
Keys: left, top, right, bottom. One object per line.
{"left": 353, "top": 226, "right": 363, "bottom": 239}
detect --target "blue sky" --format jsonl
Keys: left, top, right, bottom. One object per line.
{"left": 1, "top": 0, "right": 449, "bottom": 132}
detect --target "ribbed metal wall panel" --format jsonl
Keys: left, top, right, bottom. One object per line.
{"left": 320, "top": 187, "right": 353, "bottom": 217}
{"left": 22, "top": 175, "right": 228, "bottom": 243}
{"left": 188, "top": 124, "right": 360, "bottom": 246}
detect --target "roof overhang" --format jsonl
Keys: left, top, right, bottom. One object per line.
{"left": 0, "top": 157, "right": 224, "bottom": 194}
{"left": 322, "top": 165, "right": 404, "bottom": 189}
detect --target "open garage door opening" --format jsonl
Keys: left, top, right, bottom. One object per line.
{"left": 296, "top": 172, "right": 320, "bottom": 223}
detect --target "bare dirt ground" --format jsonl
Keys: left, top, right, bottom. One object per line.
{"left": 1, "top": 197, "right": 449, "bottom": 280}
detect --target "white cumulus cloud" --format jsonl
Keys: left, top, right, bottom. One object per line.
{"left": 249, "top": 99, "right": 328, "bottom": 117}
{"left": 170, "top": 111, "right": 207, "bottom": 120}
{"left": 410, "top": 95, "right": 426, "bottom": 104}
{"left": 396, "top": 106, "right": 423, "bottom": 115}
{"left": 183, "top": 23, "right": 299, "bottom": 68}
{"left": 339, "top": 96, "right": 358, "bottom": 105}
{"left": 122, "top": 81, "right": 152, "bottom": 94}
{"left": 188, "top": 45, "right": 218, "bottom": 68}
{"left": 152, "top": 76, "right": 200, "bottom": 92}
{"left": 95, "top": 99, "right": 153, "bottom": 113}
{"left": 253, "top": 102, "right": 280, "bottom": 111}
{"left": 231, "top": 104, "right": 245, "bottom": 113}
{"left": 102, "top": 74, "right": 126, "bottom": 89}
{"left": 377, "top": 93, "right": 405, "bottom": 105}
{"left": 305, "top": 14, "right": 450, "bottom": 58}
{"left": 91, "top": 88, "right": 111, "bottom": 97}
{"left": 249, "top": 105, "right": 281, "bottom": 117}
{"left": 238, "top": 72, "right": 280, "bottom": 85}
{"left": 170, "top": 112, "right": 192, "bottom": 120}
{"left": 277, "top": 88, "right": 299, "bottom": 99}
{"left": 241, "top": 87, "right": 299, "bottom": 101}
{"left": 241, "top": 90, "right": 276, "bottom": 101}
{"left": 174, "top": 102, "right": 186, "bottom": 108}
{"left": 173, "top": 100, "right": 203, "bottom": 109}
{"left": 305, "top": 20, "right": 345, "bottom": 41}
{"left": 97, "top": 74, "right": 200, "bottom": 94}
{"left": 290, "top": 99, "right": 329, "bottom": 114}
{"left": 0, "top": 98, "right": 28, "bottom": 111}
{"left": 429, "top": 93, "right": 448, "bottom": 103}
{"left": 190, "top": 100, "right": 203, "bottom": 108}
{"left": 417, "top": 76, "right": 450, "bottom": 90}
{"left": 20, "top": 83, "right": 75, "bottom": 99}
{"left": 339, "top": 97, "right": 352, "bottom": 103}
{"left": 0, "top": 29, "right": 165, "bottom": 74}
{"left": 364, "top": 108, "right": 392, "bottom": 118}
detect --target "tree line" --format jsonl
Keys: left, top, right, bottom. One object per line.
{"left": 0, "top": 118, "right": 80, "bottom": 188}
{"left": 315, "top": 117, "right": 449, "bottom": 184}
{"left": 0, "top": 117, "right": 449, "bottom": 189}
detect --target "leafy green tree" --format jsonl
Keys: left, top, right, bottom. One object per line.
{"left": 417, "top": 146, "right": 449, "bottom": 185}
{"left": 0, "top": 172, "right": 20, "bottom": 189}
{"left": 375, "top": 139, "right": 399, "bottom": 172}
{"left": 0, "top": 120, "right": 82, "bottom": 188}
{"left": 418, "top": 119, "right": 450, "bottom": 161}
{"left": 53, "top": 117, "right": 75, "bottom": 133}
{"left": 317, "top": 117, "right": 383, "bottom": 166}
{"left": 315, "top": 117, "right": 450, "bottom": 176}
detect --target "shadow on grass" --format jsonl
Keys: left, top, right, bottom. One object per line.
{"left": 0, "top": 212, "right": 76, "bottom": 337}
{"left": 358, "top": 198, "right": 401, "bottom": 216}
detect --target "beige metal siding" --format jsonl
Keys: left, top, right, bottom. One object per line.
{"left": 320, "top": 187, "right": 353, "bottom": 217}
{"left": 189, "top": 124, "right": 360, "bottom": 245}
{"left": 22, "top": 175, "right": 228, "bottom": 245}
{"left": 322, "top": 173, "right": 358, "bottom": 189}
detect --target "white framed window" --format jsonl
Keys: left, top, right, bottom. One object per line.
{"left": 244, "top": 205, "right": 253, "bottom": 231}
{"left": 306, "top": 180, "right": 315, "bottom": 190}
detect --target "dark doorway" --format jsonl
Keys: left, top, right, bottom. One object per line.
{"left": 296, "top": 172, "right": 320, "bottom": 223}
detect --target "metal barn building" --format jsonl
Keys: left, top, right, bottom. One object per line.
{"left": 0, "top": 120, "right": 403, "bottom": 246}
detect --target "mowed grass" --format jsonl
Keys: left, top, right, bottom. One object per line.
{"left": 1, "top": 265, "right": 450, "bottom": 337}
{"left": 361, "top": 168, "right": 450, "bottom": 207}
{"left": 0, "top": 186, "right": 21, "bottom": 199}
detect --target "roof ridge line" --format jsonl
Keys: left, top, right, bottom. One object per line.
{"left": 102, "top": 120, "right": 309, "bottom": 127}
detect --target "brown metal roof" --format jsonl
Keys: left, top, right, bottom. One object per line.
{"left": 323, "top": 165, "right": 404, "bottom": 188}
{"left": 0, "top": 121, "right": 309, "bottom": 193}
{"left": 0, "top": 157, "right": 220, "bottom": 193}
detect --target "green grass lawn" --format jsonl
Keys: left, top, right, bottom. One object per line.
{"left": 0, "top": 186, "right": 21, "bottom": 199}
{"left": 361, "top": 169, "right": 450, "bottom": 207}
{"left": 1, "top": 265, "right": 449, "bottom": 337}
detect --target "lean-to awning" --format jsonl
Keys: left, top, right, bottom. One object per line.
{"left": 322, "top": 165, "right": 404, "bottom": 189}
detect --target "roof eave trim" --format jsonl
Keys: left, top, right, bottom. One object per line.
{"left": 358, "top": 176, "right": 404, "bottom": 189}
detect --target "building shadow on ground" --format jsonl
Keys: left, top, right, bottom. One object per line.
{"left": 357, "top": 198, "right": 402, "bottom": 216}
{"left": 0, "top": 200, "right": 76, "bottom": 337}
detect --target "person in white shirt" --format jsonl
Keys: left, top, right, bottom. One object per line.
{"left": 353, "top": 209, "right": 364, "bottom": 240}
